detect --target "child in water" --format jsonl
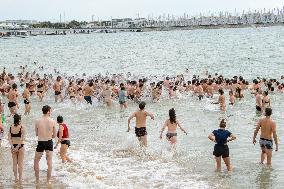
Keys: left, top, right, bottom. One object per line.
{"left": 208, "top": 119, "right": 236, "bottom": 172}
{"left": 160, "top": 108, "right": 187, "bottom": 149}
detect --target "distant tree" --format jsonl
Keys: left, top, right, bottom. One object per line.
{"left": 67, "top": 20, "right": 80, "bottom": 28}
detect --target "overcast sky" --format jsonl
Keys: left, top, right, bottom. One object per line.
{"left": 0, "top": 0, "right": 283, "bottom": 22}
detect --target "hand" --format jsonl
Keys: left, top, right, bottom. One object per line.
{"left": 253, "top": 138, "right": 256, "bottom": 145}
{"left": 184, "top": 131, "right": 188, "bottom": 135}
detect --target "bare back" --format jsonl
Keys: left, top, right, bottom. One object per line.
{"left": 135, "top": 110, "right": 148, "bottom": 128}
{"left": 259, "top": 118, "right": 276, "bottom": 140}
{"left": 35, "top": 117, "right": 56, "bottom": 141}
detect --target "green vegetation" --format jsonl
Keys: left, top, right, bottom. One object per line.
{"left": 32, "top": 20, "right": 88, "bottom": 29}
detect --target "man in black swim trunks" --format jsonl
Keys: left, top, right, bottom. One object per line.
{"left": 34, "top": 105, "right": 57, "bottom": 184}
{"left": 127, "top": 101, "right": 154, "bottom": 147}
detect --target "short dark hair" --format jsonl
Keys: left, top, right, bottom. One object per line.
{"left": 265, "top": 108, "right": 272, "bottom": 116}
{"left": 57, "top": 115, "right": 63, "bottom": 123}
{"left": 42, "top": 105, "right": 51, "bottom": 114}
{"left": 12, "top": 83, "right": 17, "bottom": 89}
{"left": 139, "top": 101, "right": 146, "bottom": 110}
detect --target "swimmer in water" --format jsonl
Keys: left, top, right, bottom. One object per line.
{"left": 22, "top": 83, "right": 31, "bottom": 115}
{"left": 160, "top": 108, "right": 187, "bottom": 149}
{"left": 253, "top": 108, "right": 278, "bottom": 166}
{"left": 208, "top": 119, "right": 236, "bottom": 172}
{"left": 54, "top": 116, "right": 72, "bottom": 163}
{"left": 127, "top": 101, "right": 154, "bottom": 147}
{"left": 118, "top": 86, "right": 127, "bottom": 109}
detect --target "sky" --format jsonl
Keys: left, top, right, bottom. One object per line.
{"left": 0, "top": 0, "right": 283, "bottom": 22}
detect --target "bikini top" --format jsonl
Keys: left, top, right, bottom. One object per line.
{"left": 10, "top": 126, "right": 22, "bottom": 138}
{"left": 37, "top": 84, "right": 43, "bottom": 88}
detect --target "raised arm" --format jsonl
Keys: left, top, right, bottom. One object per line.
{"left": 271, "top": 121, "right": 278, "bottom": 151}
{"left": 127, "top": 112, "right": 135, "bottom": 132}
{"left": 253, "top": 121, "right": 261, "bottom": 144}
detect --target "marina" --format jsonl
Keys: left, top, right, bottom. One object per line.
{"left": 1, "top": 7, "right": 284, "bottom": 38}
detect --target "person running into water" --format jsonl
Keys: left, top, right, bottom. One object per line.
{"left": 8, "top": 114, "right": 25, "bottom": 183}
{"left": 127, "top": 101, "right": 154, "bottom": 147}
{"left": 262, "top": 91, "right": 271, "bottom": 109}
{"left": 255, "top": 89, "right": 263, "bottom": 113}
{"left": 37, "top": 79, "right": 45, "bottom": 102}
{"left": 253, "top": 107, "right": 278, "bottom": 166}
{"left": 53, "top": 76, "right": 63, "bottom": 102}
{"left": 54, "top": 116, "right": 72, "bottom": 163}
{"left": 22, "top": 83, "right": 31, "bottom": 115}
{"left": 83, "top": 82, "right": 94, "bottom": 105}
{"left": 118, "top": 86, "right": 127, "bottom": 109}
{"left": 34, "top": 105, "right": 57, "bottom": 184}
{"left": 212, "top": 89, "right": 226, "bottom": 111}
{"left": 7, "top": 83, "right": 19, "bottom": 116}
{"left": 160, "top": 108, "right": 187, "bottom": 149}
{"left": 208, "top": 119, "right": 236, "bottom": 172}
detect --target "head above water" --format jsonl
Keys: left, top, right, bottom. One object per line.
{"left": 42, "top": 105, "right": 51, "bottom": 115}
{"left": 219, "top": 119, "right": 227, "bottom": 128}
{"left": 169, "top": 108, "right": 176, "bottom": 124}
{"left": 12, "top": 83, "right": 17, "bottom": 90}
{"left": 139, "top": 101, "right": 146, "bottom": 110}
{"left": 265, "top": 107, "right": 272, "bottom": 117}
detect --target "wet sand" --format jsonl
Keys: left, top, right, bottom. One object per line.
{"left": 0, "top": 142, "right": 66, "bottom": 188}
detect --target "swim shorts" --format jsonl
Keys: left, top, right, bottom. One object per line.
{"left": 36, "top": 140, "right": 53, "bottom": 152}
{"left": 8, "top": 102, "right": 16, "bottom": 108}
{"left": 135, "top": 127, "right": 147, "bottom": 137}
{"left": 213, "top": 144, "right": 229, "bottom": 158}
{"left": 259, "top": 138, "right": 273, "bottom": 150}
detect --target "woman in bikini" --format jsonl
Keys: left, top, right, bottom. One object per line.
{"left": 160, "top": 108, "right": 187, "bottom": 149}
{"left": 8, "top": 114, "right": 25, "bottom": 183}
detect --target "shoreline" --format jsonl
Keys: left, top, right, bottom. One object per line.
{"left": 142, "top": 22, "right": 284, "bottom": 32}
{"left": 1, "top": 23, "right": 284, "bottom": 37}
